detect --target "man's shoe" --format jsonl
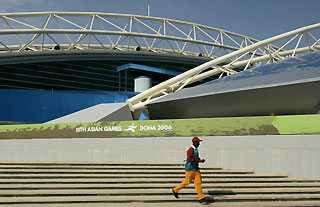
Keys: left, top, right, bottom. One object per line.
{"left": 199, "top": 197, "right": 207, "bottom": 204}
{"left": 172, "top": 189, "right": 179, "bottom": 199}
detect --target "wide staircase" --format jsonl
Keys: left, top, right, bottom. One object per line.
{"left": 0, "top": 162, "right": 319, "bottom": 207}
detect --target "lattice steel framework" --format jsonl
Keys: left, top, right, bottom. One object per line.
{"left": 0, "top": 12, "right": 262, "bottom": 58}
{"left": 127, "top": 23, "right": 320, "bottom": 118}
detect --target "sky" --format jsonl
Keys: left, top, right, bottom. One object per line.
{"left": 0, "top": 0, "right": 319, "bottom": 41}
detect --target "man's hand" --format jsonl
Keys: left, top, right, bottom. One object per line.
{"left": 201, "top": 159, "right": 205, "bottom": 163}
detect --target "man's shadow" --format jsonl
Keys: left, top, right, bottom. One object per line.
{"left": 203, "top": 190, "right": 236, "bottom": 204}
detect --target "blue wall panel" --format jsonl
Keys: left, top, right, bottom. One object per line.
{"left": 0, "top": 90, "right": 138, "bottom": 123}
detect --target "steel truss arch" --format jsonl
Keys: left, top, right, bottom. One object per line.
{"left": 0, "top": 12, "right": 264, "bottom": 58}
{"left": 127, "top": 23, "right": 320, "bottom": 118}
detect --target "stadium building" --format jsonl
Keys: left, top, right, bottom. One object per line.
{"left": 1, "top": 12, "right": 319, "bottom": 124}
{"left": 0, "top": 12, "right": 258, "bottom": 123}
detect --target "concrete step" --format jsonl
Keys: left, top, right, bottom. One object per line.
{"left": 0, "top": 162, "right": 185, "bottom": 166}
{"left": 0, "top": 173, "right": 288, "bottom": 179}
{"left": 0, "top": 178, "right": 318, "bottom": 184}
{"left": 2, "top": 182, "right": 320, "bottom": 190}
{"left": 0, "top": 168, "right": 255, "bottom": 174}
{"left": 1, "top": 188, "right": 320, "bottom": 197}
{"left": 0, "top": 165, "right": 224, "bottom": 170}
{"left": 0, "top": 194, "right": 319, "bottom": 204}
{"left": 2, "top": 201, "right": 320, "bottom": 207}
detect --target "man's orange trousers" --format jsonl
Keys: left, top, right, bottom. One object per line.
{"left": 173, "top": 169, "right": 204, "bottom": 200}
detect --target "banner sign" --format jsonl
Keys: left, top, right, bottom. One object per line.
{"left": 0, "top": 115, "right": 319, "bottom": 139}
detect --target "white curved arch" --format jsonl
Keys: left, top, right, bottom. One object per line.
{"left": 127, "top": 23, "right": 320, "bottom": 118}
{"left": 0, "top": 12, "right": 264, "bottom": 58}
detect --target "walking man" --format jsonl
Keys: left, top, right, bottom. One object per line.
{"left": 172, "top": 137, "right": 206, "bottom": 204}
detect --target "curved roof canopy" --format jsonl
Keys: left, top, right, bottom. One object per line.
{"left": 0, "top": 12, "right": 262, "bottom": 60}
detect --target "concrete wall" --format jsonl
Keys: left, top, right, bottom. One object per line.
{"left": 0, "top": 134, "right": 319, "bottom": 178}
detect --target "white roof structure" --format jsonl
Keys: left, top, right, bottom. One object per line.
{"left": 0, "top": 12, "right": 262, "bottom": 58}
